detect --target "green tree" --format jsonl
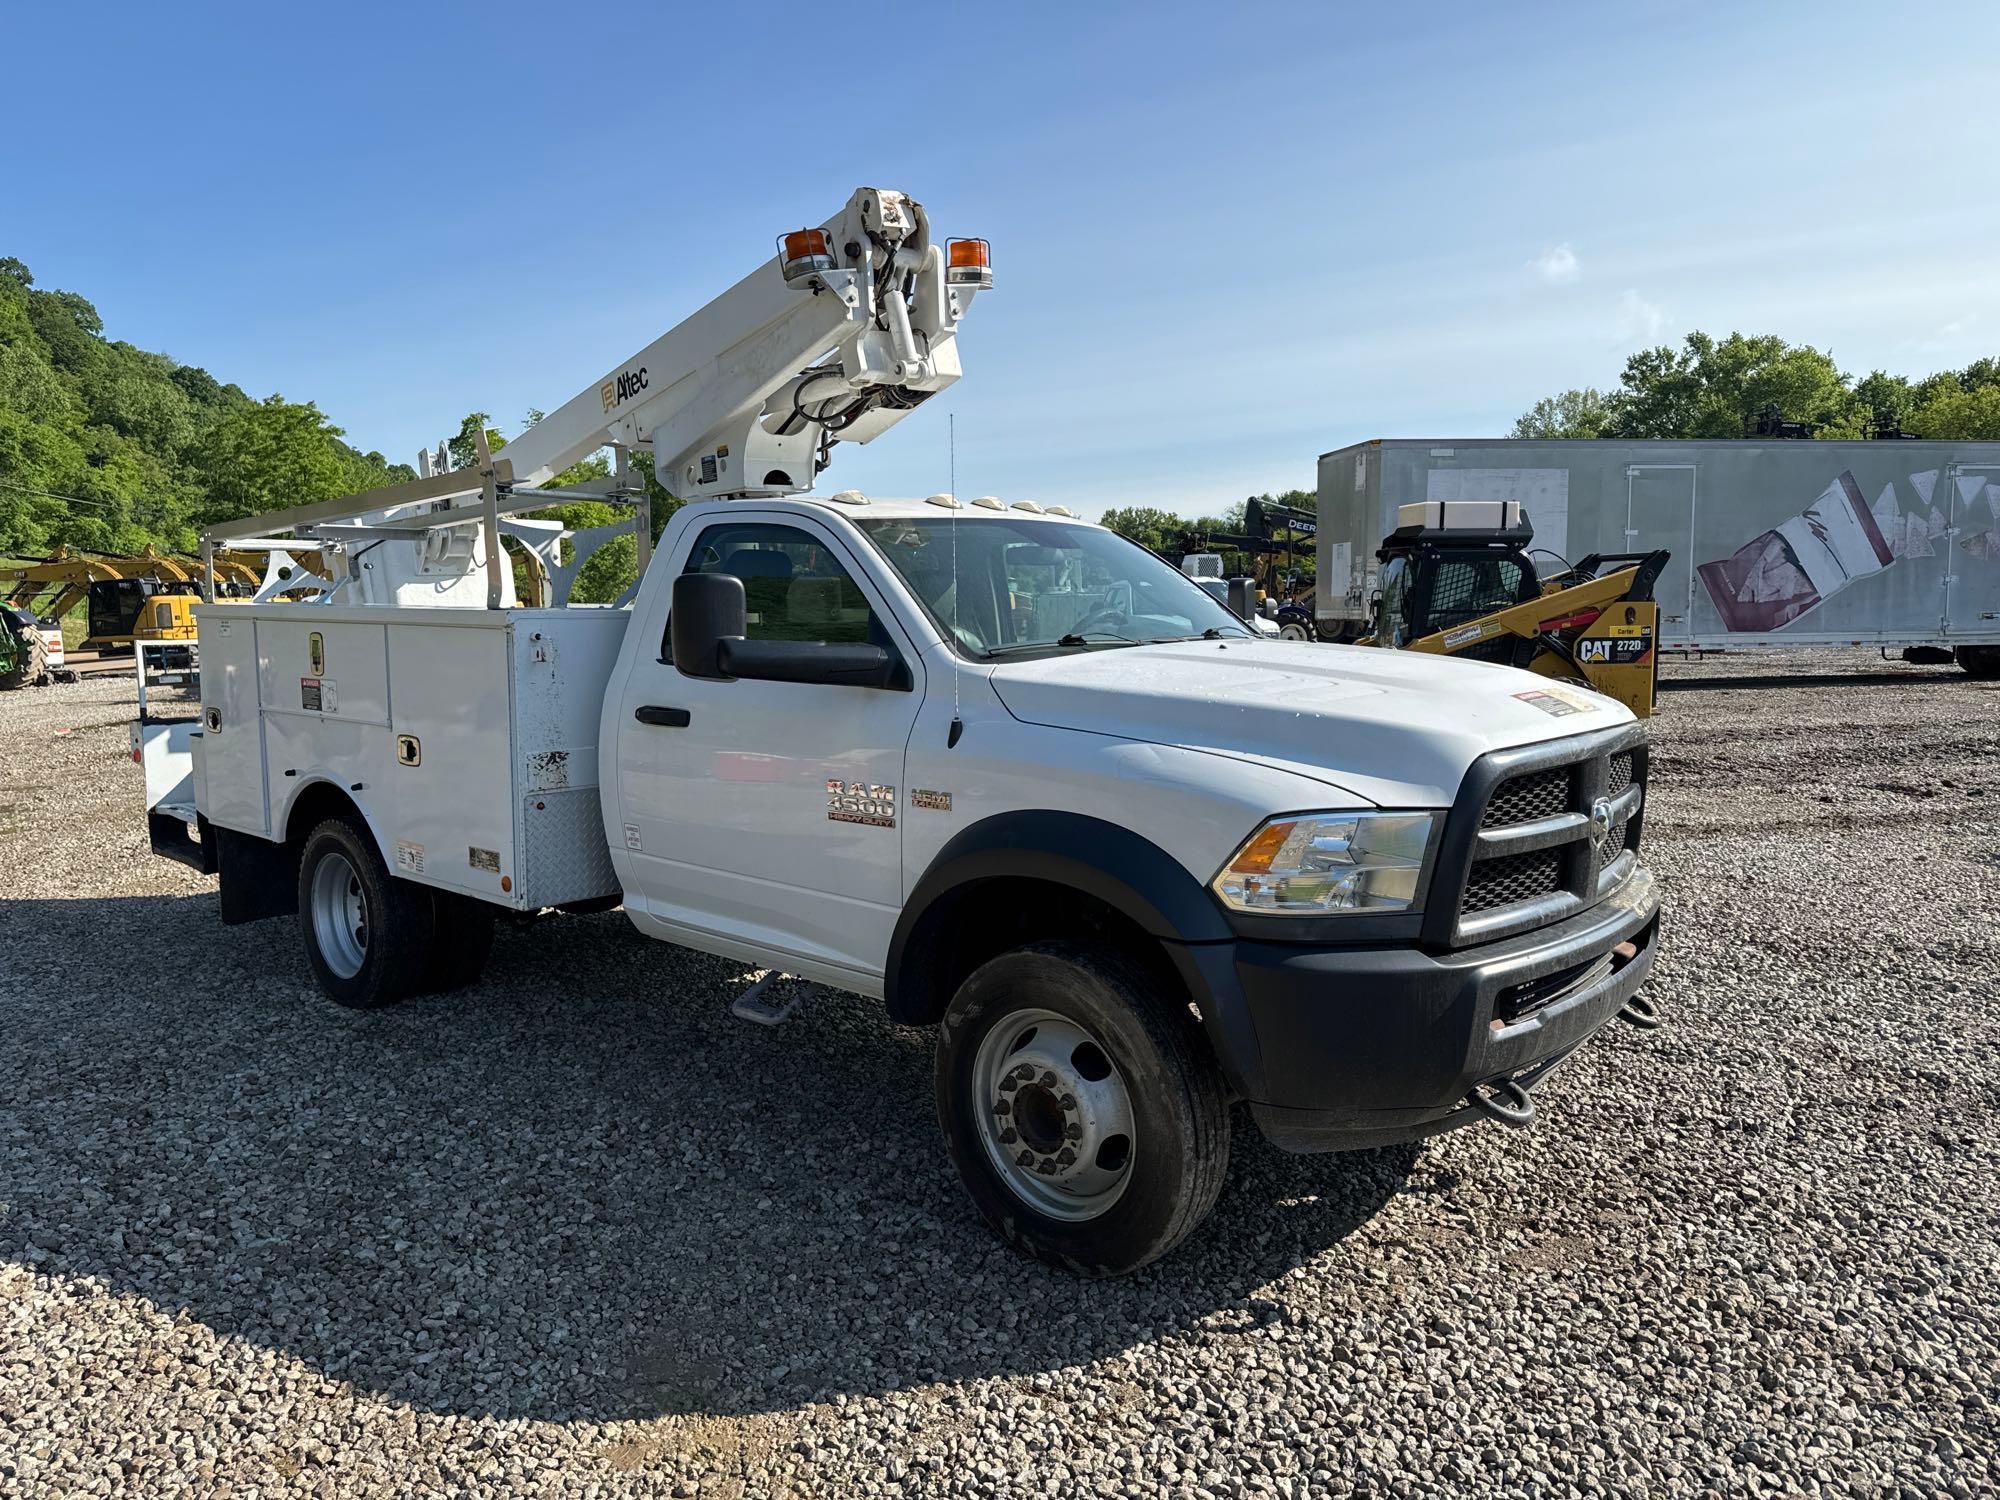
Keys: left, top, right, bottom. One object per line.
{"left": 1853, "top": 370, "right": 1915, "bottom": 433}
{"left": 1910, "top": 384, "right": 2000, "bottom": 440}
{"left": 449, "top": 410, "right": 507, "bottom": 470}
{"left": 1511, "top": 387, "right": 1613, "bottom": 439}
{"left": 1607, "top": 332, "right": 1860, "bottom": 438}
{"left": 198, "top": 396, "right": 352, "bottom": 524}
{"left": 1098, "top": 505, "right": 1183, "bottom": 551}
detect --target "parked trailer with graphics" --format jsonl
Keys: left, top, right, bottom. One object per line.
{"left": 1316, "top": 438, "right": 2000, "bottom": 675}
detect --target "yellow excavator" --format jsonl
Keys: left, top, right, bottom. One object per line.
{"left": 3, "top": 546, "right": 310, "bottom": 654}
{"left": 1361, "top": 501, "right": 1668, "bottom": 717}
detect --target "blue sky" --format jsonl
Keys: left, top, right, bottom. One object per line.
{"left": 6, "top": 1, "right": 1998, "bottom": 516}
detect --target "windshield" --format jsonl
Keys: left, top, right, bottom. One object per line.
{"left": 855, "top": 515, "right": 1253, "bottom": 657}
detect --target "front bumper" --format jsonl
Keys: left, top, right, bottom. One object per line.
{"left": 1172, "top": 868, "right": 1661, "bottom": 1152}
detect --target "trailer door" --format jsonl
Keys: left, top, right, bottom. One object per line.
{"left": 1946, "top": 464, "right": 2000, "bottom": 636}
{"left": 1625, "top": 464, "right": 1697, "bottom": 643}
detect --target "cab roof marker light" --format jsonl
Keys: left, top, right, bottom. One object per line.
{"left": 971, "top": 495, "right": 1006, "bottom": 511}
{"left": 925, "top": 493, "right": 961, "bottom": 509}
{"left": 946, "top": 238, "right": 993, "bottom": 290}
{"left": 828, "top": 489, "right": 870, "bottom": 505}
{"left": 1009, "top": 500, "right": 1044, "bottom": 513}
{"left": 1045, "top": 505, "right": 1075, "bottom": 517}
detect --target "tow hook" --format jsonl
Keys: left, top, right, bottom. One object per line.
{"left": 1608, "top": 940, "right": 1661, "bottom": 1029}
{"left": 1467, "top": 1076, "right": 1536, "bottom": 1128}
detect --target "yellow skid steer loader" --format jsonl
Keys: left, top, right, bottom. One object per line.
{"left": 1362, "top": 501, "right": 1669, "bottom": 717}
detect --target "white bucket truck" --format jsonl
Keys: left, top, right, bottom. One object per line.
{"left": 137, "top": 189, "right": 1662, "bottom": 1274}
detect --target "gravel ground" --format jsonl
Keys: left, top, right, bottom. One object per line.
{"left": 2, "top": 652, "right": 1995, "bottom": 1497}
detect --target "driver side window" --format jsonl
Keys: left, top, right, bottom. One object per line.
{"left": 662, "top": 522, "right": 881, "bottom": 657}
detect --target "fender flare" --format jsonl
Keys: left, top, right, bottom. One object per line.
{"left": 885, "top": 809, "right": 1233, "bottom": 1015}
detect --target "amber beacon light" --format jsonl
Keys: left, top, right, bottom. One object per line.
{"left": 946, "top": 237, "right": 993, "bottom": 289}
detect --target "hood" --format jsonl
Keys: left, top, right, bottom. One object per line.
{"left": 986, "top": 640, "right": 1632, "bottom": 807}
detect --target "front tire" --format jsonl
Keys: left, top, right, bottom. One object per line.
{"left": 936, "top": 942, "right": 1230, "bottom": 1276}
{"left": 297, "top": 818, "right": 434, "bottom": 1008}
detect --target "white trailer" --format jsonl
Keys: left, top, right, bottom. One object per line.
{"left": 1317, "top": 437, "right": 2000, "bottom": 675}
{"left": 135, "top": 189, "right": 1664, "bottom": 1275}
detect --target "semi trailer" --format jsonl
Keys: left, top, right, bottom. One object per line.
{"left": 1317, "top": 437, "right": 2000, "bottom": 675}
{"left": 133, "top": 187, "right": 1663, "bottom": 1274}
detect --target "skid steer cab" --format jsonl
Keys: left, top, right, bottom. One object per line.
{"left": 1365, "top": 500, "right": 1670, "bottom": 718}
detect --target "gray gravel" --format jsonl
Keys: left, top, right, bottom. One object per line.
{"left": 2, "top": 652, "right": 1995, "bottom": 1498}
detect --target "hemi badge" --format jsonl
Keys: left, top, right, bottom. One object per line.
{"left": 911, "top": 789, "right": 952, "bottom": 811}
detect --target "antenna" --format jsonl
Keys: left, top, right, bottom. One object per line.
{"left": 949, "top": 414, "right": 961, "bottom": 743}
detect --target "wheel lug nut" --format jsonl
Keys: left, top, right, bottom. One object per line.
{"left": 999, "top": 1128, "right": 1017, "bottom": 1145}
{"left": 1016, "top": 1150, "right": 1034, "bottom": 1167}
{"left": 1055, "top": 1147, "right": 1076, "bottom": 1166}
{"left": 1012, "top": 1065, "right": 1035, "bottom": 1083}
{"left": 1064, "top": 1123, "right": 1082, "bottom": 1141}
{"left": 1058, "top": 1093, "right": 1076, "bottom": 1111}
{"left": 1038, "top": 1070, "right": 1058, "bottom": 1088}
{"left": 993, "top": 1099, "right": 1011, "bottom": 1116}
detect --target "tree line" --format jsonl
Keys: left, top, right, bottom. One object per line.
{"left": 0, "top": 257, "right": 416, "bottom": 558}
{"left": 1512, "top": 332, "right": 2000, "bottom": 442}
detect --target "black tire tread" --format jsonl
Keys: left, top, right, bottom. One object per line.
{"left": 938, "top": 939, "right": 1230, "bottom": 1276}
{"left": 296, "top": 817, "right": 433, "bottom": 1009}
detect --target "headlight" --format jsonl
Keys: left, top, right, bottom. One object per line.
{"left": 1211, "top": 811, "right": 1435, "bottom": 915}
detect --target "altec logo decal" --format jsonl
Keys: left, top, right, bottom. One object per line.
{"left": 600, "top": 365, "right": 648, "bottom": 412}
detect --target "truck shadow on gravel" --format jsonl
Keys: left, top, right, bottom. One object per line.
{"left": 0, "top": 894, "right": 1414, "bottom": 1423}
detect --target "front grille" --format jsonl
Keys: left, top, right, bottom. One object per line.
{"left": 1607, "top": 751, "right": 1634, "bottom": 795}
{"left": 1482, "top": 767, "right": 1569, "bottom": 828}
{"left": 1596, "top": 818, "right": 1629, "bottom": 871}
{"left": 1463, "top": 848, "right": 1563, "bottom": 913}
{"left": 1447, "top": 733, "right": 1648, "bottom": 942}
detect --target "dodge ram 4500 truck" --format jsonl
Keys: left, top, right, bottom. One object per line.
{"left": 135, "top": 189, "right": 1661, "bottom": 1274}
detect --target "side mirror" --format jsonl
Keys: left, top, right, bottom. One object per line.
{"left": 1226, "top": 577, "right": 1257, "bottom": 620}
{"left": 720, "top": 638, "right": 907, "bottom": 689}
{"left": 671, "top": 570, "right": 909, "bottom": 690}
{"left": 672, "top": 571, "right": 747, "bottom": 679}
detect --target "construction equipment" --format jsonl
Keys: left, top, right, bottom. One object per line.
{"left": 1171, "top": 496, "right": 1318, "bottom": 636}
{"left": 1363, "top": 500, "right": 1669, "bottom": 717}
{"left": 0, "top": 603, "right": 72, "bottom": 689}
{"left": 4, "top": 547, "right": 271, "bottom": 651}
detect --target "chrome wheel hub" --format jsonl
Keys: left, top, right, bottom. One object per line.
{"left": 972, "top": 1008, "right": 1135, "bottom": 1221}
{"left": 309, "top": 850, "right": 368, "bottom": 979}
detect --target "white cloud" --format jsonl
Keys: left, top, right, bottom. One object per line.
{"left": 1615, "top": 289, "right": 1665, "bottom": 344}
{"left": 1531, "top": 243, "right": 1580, "bottom": 284}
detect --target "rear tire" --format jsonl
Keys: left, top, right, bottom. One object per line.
{"left": 296, "top": 817, "right": 434, "bottom": 1008}
{"left": 418, "top": 890, "right": 496, "bottom": 993}
{"left": 0, "top": 628, "right": 46, "bottom": 690}
{"left": 935, "top": 941, "right": 1230, "bottom": 1277}
{"left": 1956, "top": 645, "right": 2000, "bottom": 680}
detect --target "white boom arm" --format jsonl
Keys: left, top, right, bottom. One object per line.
{"left": 502, "top": 186, "right": 982, "bottom": 500}
{"left": 198, "top": 186, "right": 987, "bottom": 608}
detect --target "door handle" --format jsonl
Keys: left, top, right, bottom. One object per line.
{"left": 634, "top": 705, "right": 691, "bottom": 728}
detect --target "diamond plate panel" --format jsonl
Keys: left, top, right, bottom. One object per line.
{"left": 519, "top": 786, "right": 622, "bottom": 908}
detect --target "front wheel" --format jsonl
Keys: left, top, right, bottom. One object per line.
{"left": 936, "top": 942, "right": 1230, "bottom": 1276}
{"left": 1278, "top": 621, "right": 1311, "bottom": 642}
